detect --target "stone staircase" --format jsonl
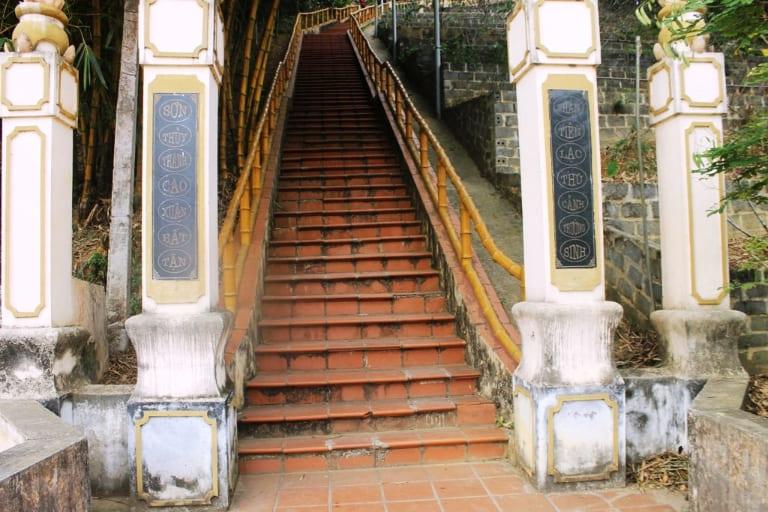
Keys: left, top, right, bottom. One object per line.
{"left": 238, "top": 24, "right": 508, "bottom": 474}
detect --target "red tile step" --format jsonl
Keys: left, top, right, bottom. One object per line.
{"left": 252, "top": 335, "right": 464, "bottom": 371}
{"left": 271, "top": 220, "right": 421, "bottom": 241}
{"left": 268, "top": 235, "right": 428, "bottom": 257}
{"left": 238, "top": 426, "right": 508, "bottom": 474}
{"left": 260, "top": 293, "right": 447, "bottom": 318}
{"left": 278, "top": 171, "right": 403, "bottom": 187}
{"left": 245, "top": 365, "right": 480, "bottom": 406}
{"left": 277, "top": 184, "right": 407, "bottom": 202}
{"left": 258, "top": 312, "right": 455, "bottom": 343}
{"left": 238, "top": 395, "right": 496, "bottom": 437}
{"left": 263, "top": 269, "right": 439, "bottom": 296}
{"left": 266, "top": 250, "right": 430, "bottom": 273}
{"left": 273, "top": 208, "right": 418, "bottom": 228}
{"left": 277, "top": 196, "right": 413, "bottom": 213}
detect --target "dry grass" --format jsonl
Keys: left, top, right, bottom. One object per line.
{"left": 630, "top": 452, "right": 689, "bottom": 493}
{"left": 614, "top": 319, "right": 662, "bottom": 369}
{"left": 100, "top": 344, "right": 137, "bottom": 385}
{"left": 745, "top": 374, "right": 768, "bottom": 418}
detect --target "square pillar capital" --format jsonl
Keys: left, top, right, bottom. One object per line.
{"left": 507, "top": 0, "right": 601, "bottom": 83}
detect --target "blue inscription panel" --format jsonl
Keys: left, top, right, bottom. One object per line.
{"left": 152, "top": 93, "right": 198, "bottom": 280}
{"left": 549, "top": 89, "right": 596, "bottom": 269}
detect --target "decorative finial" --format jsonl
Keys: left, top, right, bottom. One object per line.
{"left": 653, "top": 0, "right": 709, "bottom": 61}
{"left": 11, "top": 1, "right": 76, "bottom": 63}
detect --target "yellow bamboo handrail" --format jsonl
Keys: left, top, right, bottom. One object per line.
{"left": 348, "top": 8, "right": 525, "bottom": 362}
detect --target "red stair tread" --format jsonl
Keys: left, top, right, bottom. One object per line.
{"left": 264, "top": 269, "right": 437, "bottom": 282}
{"left": 258, "top": 312, "right": 454, "bottom": 328}
{"left": 247, "top": 365, "right": 480, "bottom": 388}
{"left": 252, "top": 336, "right": 464, "bottom": 354}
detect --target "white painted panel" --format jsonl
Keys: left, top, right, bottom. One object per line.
{"left": 682, "top": 62, "right": 720, "bottom": 106}
{"left": 514, "top": 390, "right": 535, "bottom": 471}
{"left": 148, "top": 0, "right": 206, "bottom": 56}
{"left": 650, "top": 67, "right": 671, "bottom": 113}
{"left": 4, "top": 62, "right": 46, "bottom": 108}
{"left": 59, "top": 67, "right": 78, "bottom": 117}
{"left": 507, "top": 11, "right": 528, "bottom": 77}
{"left": 551, "top": 398, "right": 615, "bottom": 477}
{"left": 537, "top": 2, "right": 593, "bottom": 56}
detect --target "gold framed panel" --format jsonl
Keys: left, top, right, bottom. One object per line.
{"left": 506, "top": 3, "right": 530, "bottom": 80}
{"left": 2, "top": 126, "right": 46, "bottom": 318}
{"left": 134, "top": 409, "right": 219, "bottom": 506}
{"left": 547, "top": 393, "right": 619, "bottom": 483}
{"left": 56, "top": 60, "right": 78, "bottom": 121}
{"left": 513, "top": 384, "right": 535, "bottom": 477}
{"left": 533, "top": 0, "right": 598, "bottom": 60}
{"left": 647, "top": 61, "right": 673, "bottom": 117}
{"left": 680, "top": 57, "right": 725, "bottom": 109}
{"left": 145, "top": 0, "right": 210, "bottom": 59}
{"left": 145, "top": 74, "right": 207, "bottom": 304}
{"left": 541, "top": 73, "right": 603, "bottom": 292}
{"left": 684, "top": 121, "right": 728, "bottom": 305}
{"left": 0, "top": 56, "right": 51, "bottom": 111}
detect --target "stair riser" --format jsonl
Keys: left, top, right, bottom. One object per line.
{"left": 261, "top": 295, "right": 446, "bottom": 318}
{"left": 260, "top": 319, "right": 455, "bottom": 343}
{"left": 268, "top": 238, "right": 428, "bottom": 257}
{"left": 282, "top": 158, "right": 399, "bottom": 170}
{"left": 246, "top": 377, "right": 478, "bottom": 406}
{"left": 280, "top": 165, "right": 400, "bottom": 177}
{"left": 277, "top": 187, "right": 407, "bottom": 201}
{"left": 266, "top": 255, "right": 430, "bottom": 274}
{"left": 263, "top": 274, "right": 439, "bottom": 295}
{"left": 239, "top": 441, "right": 508, "bottom": 474}
{"left": 278, "top": 199, "right": 413, "bottom": 212}
{"left": 282, "top": 149, "right": 393, "bottom": 159}
{"left": 279, "top": 175, "right": 403, "bottom": 187}
{"left": 255, "top": 346, "right": 466, "bottom": 371}
{"left": 271, "top": 224, "right": 421, "bottom": 242}
{"left": 274, "top": 211, "right": 416, "bottom": 228}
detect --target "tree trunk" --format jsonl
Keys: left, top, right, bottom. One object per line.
{"left": 106, "top": 0, "right": 140, "bottom": 354}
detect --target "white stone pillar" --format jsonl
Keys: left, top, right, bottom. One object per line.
{"left": 647, "top": 6, "right": 746, "bottom": 378}
{"left": 0, "top": 1, "right": 105, "bottom": 407}
{"left": 126, "top": 1, "right": 235, "bottom": 508}
{"left": 506, "top": 0, "right": 625, "bottom": 490}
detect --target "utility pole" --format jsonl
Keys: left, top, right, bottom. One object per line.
{"left": 434, "top": 0, "right": 442, "bottom": 118}
{"left": 392, "top": 0, "right": 397, "bottom": 61}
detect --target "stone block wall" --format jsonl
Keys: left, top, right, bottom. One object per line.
{"left": 731, "top": 271, "right": 768, "bottom": 374}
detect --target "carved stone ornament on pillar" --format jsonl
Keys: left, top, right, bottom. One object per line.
{"left": 507, "top": 0, "right": 626, "bottom": 491}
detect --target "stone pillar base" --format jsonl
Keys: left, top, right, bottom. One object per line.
{"left": 0, "top": 326, "right": 98, "bottom": 410}
{"left": 512, "top": 302, "right": 626, "bottom": 491}
{"left": 651, "top": 309, "right": 747, "bottom": 379}
{"left": 127, "top": 396, "right": 237, "bottom": 508}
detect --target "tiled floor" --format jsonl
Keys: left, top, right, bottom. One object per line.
{"left": 229, "top": 461, "right": 687, "bottom": 512}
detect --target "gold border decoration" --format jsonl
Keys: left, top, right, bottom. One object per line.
{"left": 213, "top": 2, "right": 225, "bottom": 78}
{"left": 145, "top": 74, "right": 207, "bottom": 304}
{"left": 647, "top": 60, "right": 673, "bottom": 117}
{"left": 533, "top": 0, "right": 598, "bottom": 60}
{"left": 3, "top": 126, "right": 46, "bottom": 318}
{"left": 684, "top": 121, "right": 728, "bottom": 305}
{"left": 56, "top": 60, "right": 78, "bottom": 122}
{"left": 513, "top": 385, "right": 536, "bottom": 477}
{"left": 681, "top": 56, "right": 725, "bottom": 109}
{"left": 135, "top": 409, "right": 219, "bottom": 506}
{"left": 541, "top": 73, "right": 603, "bottom": 292}
{"left": 506, "top": 2, "right": 530, "bottom": 80}
{"left": 0, "top": 56, "right": 51, "bottom": 111}
{"left": 145, "top": 0, "right": 210, "bottom": 59}
{"left": 547, "top": 393, "right": 619, "bottom": 483}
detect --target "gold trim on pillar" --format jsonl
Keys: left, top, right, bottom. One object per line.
{"left": 134, "top": 410, "right": 219, "bottom": 506}
{"left": 145, "top": 74, "right": 207, "bottom": 304}
{"left": 56, "top": 61, "right": 78, "bottom": 121}
{"left": 0, "top": 56, "right": 51, "bottom": 111}
{"left": 145, "top": 0, "right": 210, "bottom": 59}
{"left": 542, "top": 73, "right": 603, "bottom": 292}
{"left": 2, "top": 126, "right": 46, "bottom": 318}
{"left": 647, "top": 61, "right": 673, "bottom": 117}
{"left": 506, "top": 2, "right": 530, "bottom": 79}
{"left": 680, "top": 56, "right": 725, "bottom": 109}
{"left": 513, "top": 385, "right": 535, "bottom": 477}
{"left": 684, "top": 122, "right": 728, "bottom": 305}
{"left": 547, "top": 393, "right": 619, "bottom": 483}
{"left": 533, "top": 0, "right": 598, "bottom": 60}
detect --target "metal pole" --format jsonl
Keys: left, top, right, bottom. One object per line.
{"left": 636, "top": 35, "right": 656, "bottom": 312}
{"left": 434, "top": 0, "right": 442, "bottom": 119}
{"left": 392, "top": 0, "right": 397, "bottom": 61}
{"left": 375, "top": 0, "right": 380, "bottom": 37}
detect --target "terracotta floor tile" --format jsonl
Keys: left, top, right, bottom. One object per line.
{"left": 548, "top": 493, "right": 612, "bottom": 510}
{"left": 433, "top": 478, "right": 487, "bottom": 499}
{"left": 608, "top": 493, "right": 662, "bottom": 508}
{"left": 377, "top": 466, "right": 431, "bottom": 483}
{"left": 277, "top": 507, "right": 328, "bottom": 512}
{"left": 276, "top": 487, "right": 329, "bottom": 508}
{"left": 427, "top": 463, "right": 477, "bottom": 481}
{"left": 382, "top": 481, "right": 435, "bottom": 501}
{"left": 386, "top": 500, "right": 442, "bottom": 512}
{"left": 494, "top": 494, "right": 556, "bottom": 511}
{"left": 331, "top": 484, "right": 382, "bottom": 505}
{"left": 471, "top": 461, "right": 518, "bottom": 478}
{"left": 482, "top": 475, "right": 527, "bottom": 495}
{"left": 440, "top": 496, "right": 500, "bottom": 512}
{"left": 281, "top": 472, "right": 332, "bottom": 488}
{"left": 617, "top": 506, "right": 678, "bottom": 512}
{"left": 330, "top": 468, "right": 379, "bottom": 485}
{"left": 332, "top": 504, "right": 386, "bottom": 512}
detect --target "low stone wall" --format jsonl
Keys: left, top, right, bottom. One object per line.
{"left": 689, "top": 378, "right": 768, "bottom": 511}
{"left": 0, "top": 400, "right": 90, "bottom": 511}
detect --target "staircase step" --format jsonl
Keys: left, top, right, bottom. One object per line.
{"left": 268, "top": 234, "right": 428, "bottom": 257}
{"left": 277, "top": 184, "right": 407, "bottom": 201}
{"left": 252, "top": 335, "right": 464, "bottom": 371}
{"left": 273, "top": 208, "right": 417, "bottom": 228}
{"left": 245, "top": 365, "right": 480, "bottom": 406}
{"left": 238, "top": 426, "right": 508, "bottom": 474}
{"left": 278, "top": 196, "right": 412, "bottom": 213}
{"left": 282, "top": 151, "right": 395, "bottom": 163}
{"left": 279, "top": 163, "right": 401, "bottom": 176}
{"left": 239, "top": 396, "right": 496, "bottom": 437}
{"left": 263, "top": 269, "right": 439, "bottom": 295}
{"left": 271, "top": 220, "right": 421, "bottom": 242}
{"left": 278, "top": 171, "right": 403, "bottom": 187}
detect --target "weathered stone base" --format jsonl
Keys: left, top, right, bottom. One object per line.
{"left": 0, "top": 326, "right": 99, "bottom": 407}
{"left": 651, "top": 309, "right": 747, "bottom": 379}
{"left": 622, "top": 370, "right": 705, "bottom": 465}
{"left": 127, "top": 397, "right": 237, "bottom": 509}
{"left": 689, "top": 378, "right": 767, "bottom": 512}
{"left": 511, "top": 302, "right": 626, "bottom": 491}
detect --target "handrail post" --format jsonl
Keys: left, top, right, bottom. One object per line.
{"left": 437, "top": 161, "right": 447, "bottom": 217}
{"left": 222, "top": 238, "right": 237, "bottom": 312}
{"left": 239, "top": 175, "right": 252, "bottom": 245}
{"left": 460, "top": 204, "right": 472, "bottom": 265}
{"left": 419, "top": 129, "right": 429, "bottom": 175}
{"left": 405, "top": 108, "right": 413, "bottom": 142}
